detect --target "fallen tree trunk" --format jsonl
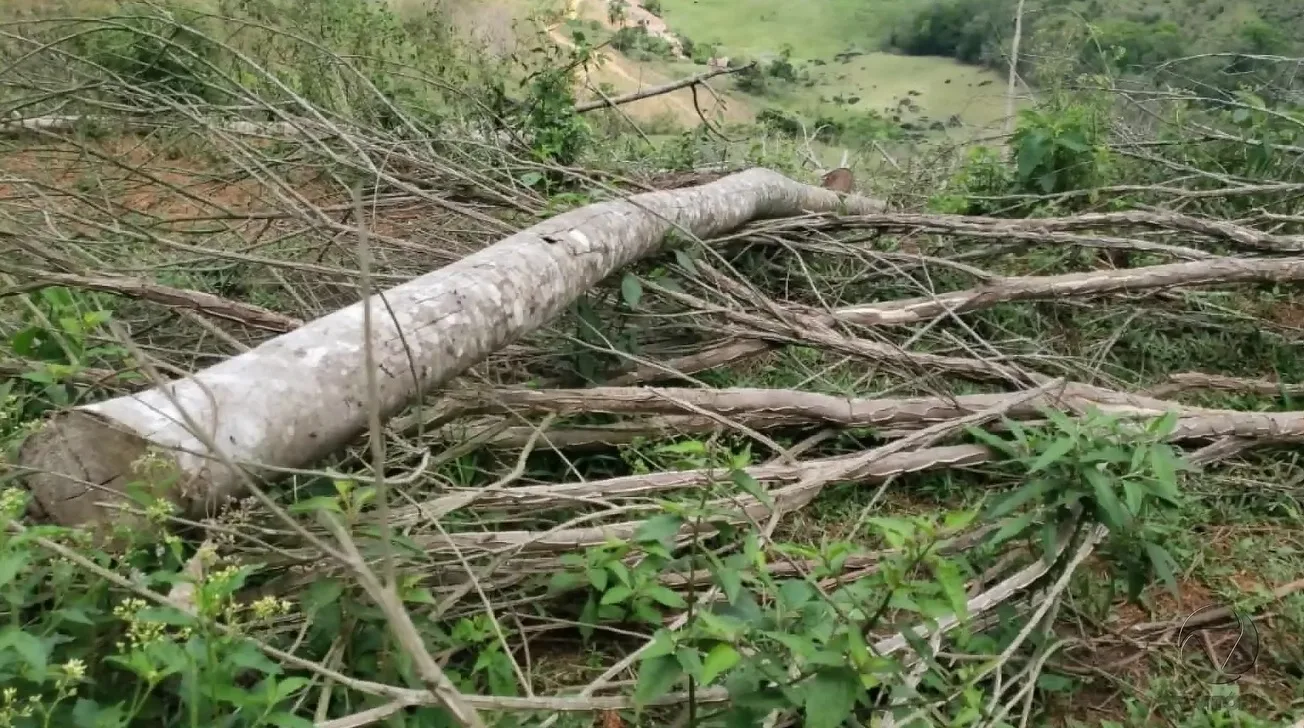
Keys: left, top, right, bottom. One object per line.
{"left": 17, "top": 169, "right": 885, "bottom": 527}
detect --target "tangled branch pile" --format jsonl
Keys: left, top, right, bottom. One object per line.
{"left": 1, "top": 3, "right": 1303, "bottom": 728}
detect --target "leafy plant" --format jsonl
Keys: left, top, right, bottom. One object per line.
{"left": 972, "top": 408, "right": 1189, "bottom": 600}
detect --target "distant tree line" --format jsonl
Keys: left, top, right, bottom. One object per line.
{"left": 886, "top": 0, "right": 1299, "bottom": 100}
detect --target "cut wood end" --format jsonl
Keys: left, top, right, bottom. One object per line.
{"left": 820, "top": 167, "right": 855, "bottom": 194}
{"left": 18, "top": 410, "right": 157, "bottom": 528}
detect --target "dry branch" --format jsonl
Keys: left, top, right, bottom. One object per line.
{"left": 1146, "top": 371, "right": 1304, "bottom": 398}
{"left": 611, "top": 254, "right": 1304, "bottom": 385}
{"left": 415, "top": 381, "right": 1186, "bottom": 432}
{"left": 574, "top": 63, "right": 754, "bottom": 113}
{"left": 0, "top": 264, "right": 303, "bottom": 333}
{"left": 835, "top": 256, "right": 1304, "bottom": 326}
{"left": 734, "top": 209, "right": 1304, "bottom": 256}
{"left": 18, "top": 169, "right": 886, "bottom": 527}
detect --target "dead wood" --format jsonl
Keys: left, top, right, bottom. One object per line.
{"left": 18, "top": 169, "right": 887, "bottom": 528}
{"left": 0, "top": 264, "right": 304, "bottom": 333}
{"left": 608, "top": 255, "right": 1304, "bottom": 386}
{"left": 732, "top": 209, "right": 1304, "bottom": 257}
{"left": 414, "top": 382, "right": 1184, "bottom": 432}
{"left": 1146, "top": 371, "right": 1304, "bottom": 398}
{"left": 388, "top": 404, "right": 1304, "bottom": 555}
{"left": 835, "top": 256, "right": 1304, "bottom": 326}
{"left": 573, "top": 63, "right": 754, "bottom": 113}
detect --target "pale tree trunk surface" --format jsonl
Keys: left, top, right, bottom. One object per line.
{"left": 19, "top": 168, "right": 884, "bottom": 527}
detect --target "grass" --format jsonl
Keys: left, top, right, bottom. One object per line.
{"left": 655, "top": 0, "right": 916, "bottom": 59}
{"left": 771, "top": 52, "right": 1013, "bottom": 133}
{"left": 646, "top": 0, "right": 1018, "bottom": 137}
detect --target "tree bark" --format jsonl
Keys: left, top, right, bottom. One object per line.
{"left": 18, "top": 169, "right": 885, "bottom": 527}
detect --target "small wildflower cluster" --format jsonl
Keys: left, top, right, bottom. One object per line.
{"left": 113, "top": 598, "right": 191, "bottom": 651}
{"left": 145, "top": 497, "right": 176, "bottom": 524}
{"left": 0, "top": 687, "right": 37, "bottom": 728}
{"left": 0, "top": 393, "right": 17, "bottom": 424}
{"left": 250, "top": 595, "right": 294, "bottom": 622}
{"left": 206, "top": 496, "right": 260, "bottom": 549}
{"left": 131, "top": 448, "right": 178, "bottom": 485}
{"left": 0, "top": 488, "right": 26, "bottom": 520}
{"left": 55, "top": 658, "right": 85, "bottom": 694}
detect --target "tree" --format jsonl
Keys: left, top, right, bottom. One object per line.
{"left": 19, "top": 171, "right": 885, "bottom": 529}
{"left": 607, "top": 0, "right": 628, "bottom": 28}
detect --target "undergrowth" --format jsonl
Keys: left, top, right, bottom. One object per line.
{"left": 0, "top": 0, "right": 1303, "bottom": 726}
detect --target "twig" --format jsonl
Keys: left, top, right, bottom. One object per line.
{"left": 573, "top": 63, "right": 755, "bottom": 113}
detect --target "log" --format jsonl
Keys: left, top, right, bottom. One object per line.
{"left": 18, "top": 169, "right": 885, "bottom": 527}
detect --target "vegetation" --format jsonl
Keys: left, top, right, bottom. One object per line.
{"left": 889, "top": 0, "right": 1304, "bottom": 101}
{"left": 1, "top": 0, "right": 1304, "bottom": 726}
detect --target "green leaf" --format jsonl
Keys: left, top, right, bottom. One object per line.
{"left": 1028, "top": 436, "right": 1075, "bottom": 474}
{"left": 1085, "top": 469, "right": 1129, "bottom": 530}
{"left": 0, "top": 627, "right": 47, "bottom": 677}
{"left": 607, "top": 559, "right": 632, "bottom": 587}
{"left": 274, "top": 676, "right": 312, "bottom": 702}
{"left": 547, "top": 571, "right": 585, "bottom": 595}
{"left": 600, "top": 584, "right": 634, "bottom": 606}
{"left": 934, "top": 559, "right": 968, "bottom": 620}
{"left": 701, "top": 643, "right": 740, "bottom": 684}
{"left": 1016, "top": 137, "right": 1048, "bottom": 181}
{"left": 587, "top": 567, "right": 609, "bottom": 591}
{"left": 676, "top": 646, "right": 704, "bottom": 679}
{"left": 716, "top": 567, "right": 743, "bottom": 604}
{"left": 1040, "top": 521, "right": 1059, "bottom": 566}
{"left": 645, "top": 585, "right": 687, "bottom": 609}
{"left": 1148, "top": 449, "right": 1181, "bottom": 503}
{"left": 673, "top": 248, "right": 697, "bottom": 274}
{"left": 1036, "top": 673, "right": 1076, "bottom": 692}
{"left": 989, "top": 512, "right": 1035, "bottom": 548}
{"left": 1145, "top": 543, "right": 1179, "bottom": 597}
{"left": 657, "top": 440, "right": 708, "bottom": 456}
{"left": 135, "top": 607, "right": 197, "bottom": 627}
{"left": 803, "top": 667, "right": 860, "bottom": 728}
{"left": 0, "top": 552, "right": 30, "bottom": 589}
{"left": 228, "top": 643, "right": 283, "bottom": 675}
{"left": 10, "top": 326, "right": 47, "bottom": 358}
{"left": 635, "top": 513, "right": 683, "bottom": 548}
{"left": 1122, "top": 479, "right": 1145, "bottom": 515}
{"left": 579, "top": 595, "right": 598, "bottom": 643}
{"left": 266, "top": 714, "right": 315, "bottom": 728}
{"left": 635, "top": 654, "right": 684, "bottom": 705}
{"left": 731, "top": 470, "right": 772, "bottom": 507}
{"left": 643, "top": 629, "right": 677, "bottom": 659}
{"left": 621, "top": 273, "right": 643, "bottom": 310}
{"left": 988, "top": 479, "right": 1051, "bottom": 520}
{"left": 943, "top": 508, "right": 979, "bottom": 531}
{"left": 288, "top": 496, "right": 342, "bottom": 514}
{"left": 1146, "top": 410, "right": 1179, "bottom": 437}
{"left": 1056, "top": 134, "right": 1090, "bottom": 152}
{"left": 777, "top": 579, "right": 815, "bottom": 610}
{"left": 966, "top": 426, "right": 1019, "bottom": 457}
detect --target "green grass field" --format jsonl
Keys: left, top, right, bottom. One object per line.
{"left": 779, "top": 52, "right": 1011, "bottom": 131}
{"left": 651, "top": 0, "right": 1015, "bottom": 134}
{"left": 656, "top": 0, "right": 915, "bottom": 60}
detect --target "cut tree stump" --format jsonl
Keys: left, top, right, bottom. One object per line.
{"left": 18, "top": 168, "right": 884, "bottom": 528}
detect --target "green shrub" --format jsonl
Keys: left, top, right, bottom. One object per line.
{"left": 888, "top": 0, "right": 1014, "bottom": 66}
{"left": 609, "top": 25, "right": 674, "bottom": 60}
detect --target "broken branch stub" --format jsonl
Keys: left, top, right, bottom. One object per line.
{"left": 18, "top": 169, "right": 885, "bottom": 528}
